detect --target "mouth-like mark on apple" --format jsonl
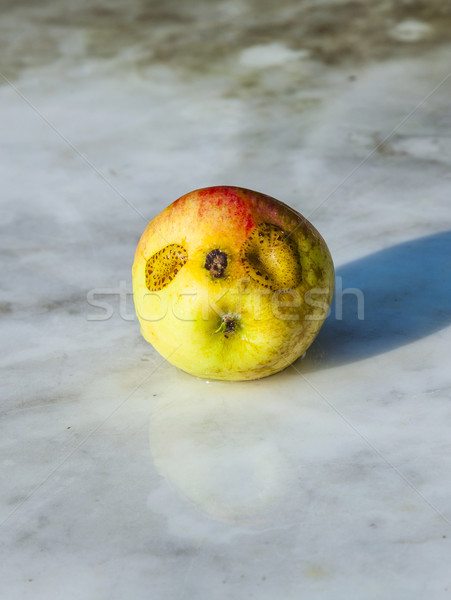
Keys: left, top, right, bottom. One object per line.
{"left": 205, "top": 249, "right": 228, "bottom": 279}
{"left": 214, "top": 314, "right": 240, "bottom": 338}
{"left": 223, "top": 316, "right": 236, "bottom": 338}
{"left": 240, "top": 222, "right": 302, "bottom": 290}
{"left": 145, "top": 243, "right": 188, "bottom": 291}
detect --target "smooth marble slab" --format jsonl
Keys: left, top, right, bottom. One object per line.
{"left": 1, "top": 1, "right": 451, "bottom": 598}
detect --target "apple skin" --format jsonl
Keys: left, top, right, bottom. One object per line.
{"left": 132, "top": 186, "right": 334, "bottom": 381}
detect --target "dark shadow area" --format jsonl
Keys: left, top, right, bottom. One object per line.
{"left": 297, "top": 230, "right": 451, "bottom": 372}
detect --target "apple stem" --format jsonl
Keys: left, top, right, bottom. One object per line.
{"left": 214, "top": 316, "right": 236, "bottom": 338}
{"left": 214, "top": 322, "right": 227, "bottom": 334}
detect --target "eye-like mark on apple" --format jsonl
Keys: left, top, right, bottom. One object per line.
{"left": 144, "top": 243, "right": 188, "bottom": 291}
{"left": 240, "top": 223, "right": 302, "bottom": 291}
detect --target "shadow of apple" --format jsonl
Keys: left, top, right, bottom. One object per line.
{"left": 299, "top": 230, "right": 451, "bottom": 371}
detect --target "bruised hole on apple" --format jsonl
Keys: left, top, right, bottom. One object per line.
{"left": 205, "top": 249, "right": 228, "bottom": 279}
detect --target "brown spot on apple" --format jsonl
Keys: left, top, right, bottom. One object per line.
{"left": 205, "top": 249, "right": 228, "bottom": 279}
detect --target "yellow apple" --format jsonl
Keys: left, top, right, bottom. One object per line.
{"left": 132, "top": 186, "right": 334, "bottom": 380}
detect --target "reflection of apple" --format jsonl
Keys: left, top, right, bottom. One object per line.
{"left": 148, "top": 378, "right": 295, "bottom": 524}
{"left": 132, "top": 186, "right": 334, "bottom": 380}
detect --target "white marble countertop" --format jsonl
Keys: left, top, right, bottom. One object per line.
{"left": 1, "top": 1, "right": 451, "bottom": 598}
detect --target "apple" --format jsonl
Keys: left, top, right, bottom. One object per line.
{"left": 132, "top": 186, "right": 334, "bottom": 380}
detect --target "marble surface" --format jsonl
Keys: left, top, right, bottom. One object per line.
{"left": 1, "top": 1, "right": 451, "bottom": 598}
